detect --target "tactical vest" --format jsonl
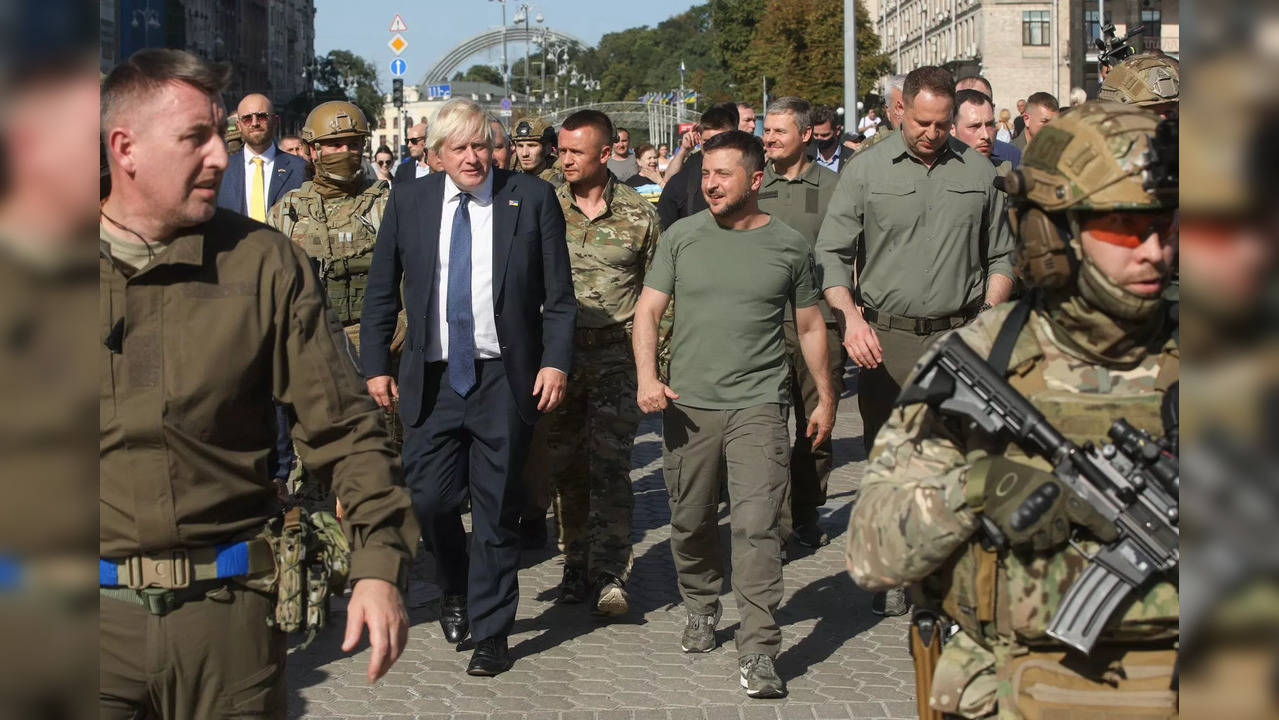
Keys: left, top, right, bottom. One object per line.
{"left": 923, "top": 309, "right": 1180, "bottom": 653}
{"left": 274, "top": 180, "right": 389, "bottom": 326}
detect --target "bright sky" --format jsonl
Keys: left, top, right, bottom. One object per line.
{"left": 315, "top": 0, "right": 700, "bottom": 88}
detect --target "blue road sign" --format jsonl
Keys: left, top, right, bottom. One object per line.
{"left": 427, "top": 83, "right": 452, "bottom": 100}
{"left": 499, "top": 97, "right": 512, "bottom": 111}
{"left": 390, "top": 58, "right": 407, "bottom": 78}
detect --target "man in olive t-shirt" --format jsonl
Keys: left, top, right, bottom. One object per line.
{"left": 632, "top": 131, "right": 835, "bottom": 700}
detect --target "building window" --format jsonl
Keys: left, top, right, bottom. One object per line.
{"left": 1140, "top": 9, "right": 1162, "bottom": 50}
{"left": 1023, "top": 10, "right": 1050, "bottom": 46}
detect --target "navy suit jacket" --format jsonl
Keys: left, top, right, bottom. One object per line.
{"left": 216, "top": 147, "right": 307, "bottom": 216}
{"left": 360, "top": 168, "right": 577, "bottom": 426}
{"left": 393, "top": 159, "right": 423, "bottom": 185}
{"left": 992, "top": 139, "right": 1022, "bottom": 169}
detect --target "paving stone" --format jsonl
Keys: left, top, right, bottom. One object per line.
{"left": 287, "top": 374, "right": 920, "bottom": 719}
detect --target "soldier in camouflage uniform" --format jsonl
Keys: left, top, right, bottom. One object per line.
{"left": 224, "top": 116, "right": 243, "bottom": 155}
{"left": 846, "top": 101, "right": 1179, "bottom": 719}
{"left": 540, "top": 109, "right": 660, "bottom": 616}
{"left": 1098, "top": 53, "right": 1179, "bottom": 118}
{"left": 512, "top": 116, "right": 566, "bottom": 186}
{"left": 268, "top": 101, "right": 406, "bottom": 457}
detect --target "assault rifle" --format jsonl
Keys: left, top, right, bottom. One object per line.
{"left": 1096, "top": 22, "right": 1145, "bottom": 69}
{"left": 897, "top": 334, "right": 1179, "bottom": 655}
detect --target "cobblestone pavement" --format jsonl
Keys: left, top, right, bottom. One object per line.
{"left": 287, "top": 367, "right": 917, "bottom": 719}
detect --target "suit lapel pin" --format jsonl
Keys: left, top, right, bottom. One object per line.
{"left": 508, "top": 200, "right": 520, "bottom": 207}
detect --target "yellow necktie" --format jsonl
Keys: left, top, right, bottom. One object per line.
{"left": 249, "top": 156, "right": 266, "bottom": 222}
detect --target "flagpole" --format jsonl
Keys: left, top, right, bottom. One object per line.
{"left": 678, "top": 59, "right": 686, "bottom": 124}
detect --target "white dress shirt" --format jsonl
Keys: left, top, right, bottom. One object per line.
{"left": 243, "top": 144, "right": 278, "bottom": 217}
{"left": 426, "top": 171, "right": 502, "bottom": 362}
{"left": 416, "top": 162, "right": 430, "bottom": 179}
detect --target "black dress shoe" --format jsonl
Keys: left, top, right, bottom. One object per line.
{"left": 439, "top": 594, "right": 469, "bottom": 644}
{"left": 466, "top": 636, "right": 513, "bottom": 676}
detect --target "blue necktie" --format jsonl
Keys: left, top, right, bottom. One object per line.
{"left": 447, "top": 192, "right": 476, "bottom": 396}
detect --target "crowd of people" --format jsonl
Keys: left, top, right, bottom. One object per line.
{"left": 99, "top": 43, "right": 1180, "bottom": 718}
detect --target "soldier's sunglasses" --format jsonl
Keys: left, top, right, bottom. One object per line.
{"left": 1081, "top": 211, "right": 1177, "bottom": 248}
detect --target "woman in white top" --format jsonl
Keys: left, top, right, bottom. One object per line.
{"left": 996, "top": 109, "right": 1014, "bottom": 143}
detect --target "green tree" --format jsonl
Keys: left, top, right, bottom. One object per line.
{"left": 315, "top": 49, "right": 384, "bottom": 126}
{"left": 745, "top": 0, "right": 892, "bottom": 108}
{"left": 584, "top": 4, "right": 735, "bottom": 106}
{"left": 451, "top": 64, "right": 504, "bottom": 86}
{"left": 709, "top": 0, "right": 765, "bottom": 91}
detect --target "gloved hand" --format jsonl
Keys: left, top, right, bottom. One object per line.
{"left": 966, "top": 456, "right": 1118, "bottom": 553}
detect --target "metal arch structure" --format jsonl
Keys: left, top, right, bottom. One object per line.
{"left": 422, "top": 26, "right": 587, "bottom": 85}
{"left": 541, "top": 102, "right": 702, "bottom": 150}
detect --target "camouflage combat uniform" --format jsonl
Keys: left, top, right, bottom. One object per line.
{"left": 846, "top": 304, "right": 1178, "bottom": 718}
{"left": 267, "top": 176, "right": 389, "bottom": 342}
{"left": 846, "top": 102, "right": 1180, "bottom": 719}
{"left": 542, "top": 176, "right": 661, "bottom": 586}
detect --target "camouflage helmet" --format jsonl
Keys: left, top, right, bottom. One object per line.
{"left": 302, "top": 101, "right": 370, "bottom": 145}
{"left": 1098, "top": 53, "right": 1179, "bottom": 109}
{"left": 1004, "top": 101, "right": 1177, "bottom": 303}
{"left": 1005, "top": 100, "right": 1175, "bottom": 214}
{"left": 512, "top": 116, "right": 551, "bottom": 143}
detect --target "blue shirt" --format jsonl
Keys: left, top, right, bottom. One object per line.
{"left": 992, "top": 139, "right": 1022, "bottom": 169}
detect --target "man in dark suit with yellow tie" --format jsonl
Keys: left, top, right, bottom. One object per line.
{"left": 362, "top": 98, "right": 577, "bottom": 677}
{"left": 216, "top": 93, "right": 306, "bottom": 221}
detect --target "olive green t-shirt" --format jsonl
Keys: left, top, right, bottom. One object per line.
{"left": 644, "top": 210, "right": 820, "bottom": 409}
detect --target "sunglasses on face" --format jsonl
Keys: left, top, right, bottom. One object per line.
{"left": 376, "top": 159, "right": 394, "bottom": 166}
{"left": 407, "top": 136, "right": 426, "bottom": 144}
{"left": 239, "top": 112, "right": 273, "bottom": 125}
{"left": 1082, "top": 212, "right": 1177, "bottom": 248}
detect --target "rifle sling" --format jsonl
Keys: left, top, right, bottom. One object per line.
{"left": 987, "top": 291, "right": 1036, "bottom": 376}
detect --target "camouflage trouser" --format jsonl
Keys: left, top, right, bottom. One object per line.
{"left": 542, "top": 332, "right": 641, "bottom": 582}
{"left": 343, "top": 322, "right": 403, "bottom": 451}
{"left": 287, "top": 320, "right": 403, "bottom": 503}
{"left": 781, "top": 320, "right": 845, "bottom": 533}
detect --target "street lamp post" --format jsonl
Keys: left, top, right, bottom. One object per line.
{"left": 489, "top": 0, "right": 510, "bottom": 99}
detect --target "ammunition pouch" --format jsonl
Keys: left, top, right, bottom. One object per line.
{"left": 267, "top": 507, "right": 350, "bottom": 647}
{"left": 997, "top": 645, "right": 1178, "bottom": 719}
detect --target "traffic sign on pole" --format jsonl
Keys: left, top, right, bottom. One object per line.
{"left": 390, "top": 58, "right": 407, "bottom": 77}
{"left": 388, "top": 34, "right": 407, "bottom": 54}
{"left": 499, "top": 97, "right": 512, "bottom": 111}
{"left": 389, "top": 13, "right": 408, "bottom": 32}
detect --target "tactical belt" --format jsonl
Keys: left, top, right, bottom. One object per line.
{"left": 99, "top": 539, "right": 275, "bottom": 590}
{"left": 574, "top": 323, "right": 629, "bottom": 348}
{"left": 100, "top": 580, "right": 230, "bottom": 617}
{"left": 862, "top": 304, "right": 981, "bottom": 336}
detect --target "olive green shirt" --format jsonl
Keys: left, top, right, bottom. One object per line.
{"left": 644, "top": 211, "right": 820, "bottom": 409}
{"left": 100, "top": 210, "right": 418, "bottom": 587}
{"left": 556, "top": 176, "right": 662, "bottom": 329}
{"left": 758, "top": 160, "right": 840, "bottom": 323}
{"left": 815, "top": 132, "right": 1013, "bottom": 318}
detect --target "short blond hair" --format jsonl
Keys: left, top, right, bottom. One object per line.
{"left": 427, "top": 99, "right": 494, "bottom": 151}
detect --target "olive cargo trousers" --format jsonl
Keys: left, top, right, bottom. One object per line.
{"left": 100, "top": 584, "right": 285, "bottom": 719}
{"left": 662, "top": 403, "right": 789, "bottom": 658}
